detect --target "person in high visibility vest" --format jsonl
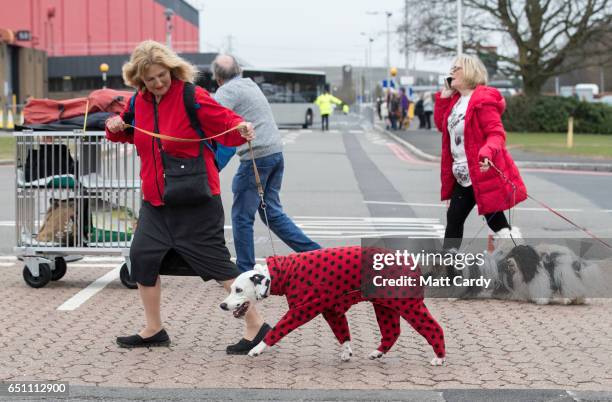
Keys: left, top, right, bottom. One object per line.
{"left": 314, "top": 86, "right": 343, "bottom": 131}
{"left": 342, "top": 104, "right": 349, "bottom": 115}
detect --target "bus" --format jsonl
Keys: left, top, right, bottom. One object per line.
{"left": 196, "top": 66, "right": 326, "bottom": 128}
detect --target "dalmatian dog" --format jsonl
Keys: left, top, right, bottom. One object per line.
{"left": 220, "top": 246, "right": 446, "bottom": 366}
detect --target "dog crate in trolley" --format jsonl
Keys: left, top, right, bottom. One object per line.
{"left": 14, "top": 129, "right": 140, "bottom": 289}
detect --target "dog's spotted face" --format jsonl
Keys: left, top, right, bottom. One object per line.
{"left": 220, "top": 264, "right": 270, "bottom": 319}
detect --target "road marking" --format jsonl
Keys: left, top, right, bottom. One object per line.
{"left": 57, "top": 266, "right": 120, "bottom": 311}
{"left": 292, "top": 216, "right": 445, "bottom": 238}
{"left": 281, "top": 131, "right": 302, "bottom": 145}
{"left": 364, "top": 200, "right": 585, "bottom": 213}
{"left": 387, "top": 143, "right": 428, "bottom": 164}
{"left": 349, "top": 129, "right": 364, "bottom": 134}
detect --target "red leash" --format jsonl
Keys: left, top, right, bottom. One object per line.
{"left": 488, "top": 161, "right": 612, "bottom": 250}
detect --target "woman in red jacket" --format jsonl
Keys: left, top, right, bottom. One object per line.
{"left": 434, "top": 54, "right": 526, "bottom": 250}
{"left": 106, "top": 40, "right": 269, "bottom": 354}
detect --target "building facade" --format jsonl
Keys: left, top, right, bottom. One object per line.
{"left": 0, "top": 0, "right": 199, "bottom": 111}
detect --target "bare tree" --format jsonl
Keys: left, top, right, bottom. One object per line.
{"left": 402, "top": 0, "right": 612, "bottom": 96}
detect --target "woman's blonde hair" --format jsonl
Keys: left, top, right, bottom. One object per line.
{"left": 122, "top": 40, "right": 199, "bottom": 91}
{"left": 453, "top": 54, "right": 488, "bottom": 88}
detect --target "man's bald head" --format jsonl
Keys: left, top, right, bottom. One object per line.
{"left": 212, "top": 54, "right": 242, "bottom": 84}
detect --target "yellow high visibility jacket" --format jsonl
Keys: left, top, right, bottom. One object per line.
{"left": 314, "top": 93, "right": 343, "bottom": 115}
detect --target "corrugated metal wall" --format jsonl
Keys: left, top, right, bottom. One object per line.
{"left": 1, "top": 0, "right": 199, "bottom": 56}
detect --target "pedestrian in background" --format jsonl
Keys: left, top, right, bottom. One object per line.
{"left": 381, "top": 92, "right": 390, "bottom": 129}
{"left": 415, "top": 95, "right": 425, "bottom": 129}
{"left": 376, "top": 97, "right": 383, "bottom": 120}
{"left": 211, "top": 54, "right": 320, "bottom": 279}
{"left": 423, "top": 92, "right": 434, "bottom": 129}
{"left": 105, "top": 40, "right": 268, "bottom": 354}
{"left": 399, "top": 87, "right": 410, "bottom": 130}
{"left": 314, "top": 85, "right": 343, "bottom": 131}
{"left": 389, "top": 90, "right": 401, "bottom": 130}
{"left": 434, "top": 54, "right": 525, "bottom": 251}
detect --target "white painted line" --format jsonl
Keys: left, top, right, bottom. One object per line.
{"left": 0, "top": 262, "right": 14, "bottom": 267}
{"left": 57, "top": 267, "right": 120, "bottom": 311}
{"left": 363, "top": 200, "right": 583, "bottom": 212}
{"left": 349, "top": 130, "right": 364, "bottom": 133}
{"left": 294, "top": 216, "right": 440, "bottom": 222}
{"left": 231, "top": 257, "right": 266, "bottom": 262}
{"left": 0, "top": 256, "right": 16, "bottom": 261}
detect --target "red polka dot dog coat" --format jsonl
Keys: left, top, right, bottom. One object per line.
{"left": 263, "top": 246, "right": 446, "bottom": 358}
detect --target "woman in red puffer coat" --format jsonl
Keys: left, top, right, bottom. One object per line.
{"left": 434, "top": 54, "right": 526, "bottom": 250}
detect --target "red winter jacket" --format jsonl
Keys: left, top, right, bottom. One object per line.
{"left": 434, "top": 86, "right": 526, "bottom": 215}
{"left": 105, "top": 79, "right": 246, "bottom": 206}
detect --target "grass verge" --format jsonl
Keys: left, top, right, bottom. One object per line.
{"left": 507, "top": 132, "right": 612, "bottom": 159}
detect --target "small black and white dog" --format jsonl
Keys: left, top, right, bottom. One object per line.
{"left": 421, "top": 234, "right": 604, "bottom": 305}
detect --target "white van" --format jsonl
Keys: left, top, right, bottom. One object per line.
{"left": 575, "top": 84, "right": 599, "bottom": 102}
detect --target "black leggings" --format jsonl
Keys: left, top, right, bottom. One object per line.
{"left": 321, "top": 114, "right": 329, "bottom": 131}
{"left": 443, "top": 183, "right": 510, "bottom": 250}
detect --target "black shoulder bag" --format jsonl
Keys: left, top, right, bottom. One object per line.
{"left": 156, "top": 82, "right": 212, "bottom": 206}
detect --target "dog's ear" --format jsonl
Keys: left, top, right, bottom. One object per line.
{"left": 250, "top": 273, "right": 265, "bottom": 286}
{"left": 250, "top": 274, "right": 270, "bottom": 300}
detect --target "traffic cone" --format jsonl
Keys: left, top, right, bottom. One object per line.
{"left": 0, "top": 109, "right": 4, "bottom": 129}
{"left": 6, "top": 110, "right": 14, "bottom": 129}
{"left": 487, "top": 234, "right": 495, "bottom": 253}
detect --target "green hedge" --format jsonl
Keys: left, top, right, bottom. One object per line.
{"left": 502, "top": 96, "right": 612, "bottom": 134}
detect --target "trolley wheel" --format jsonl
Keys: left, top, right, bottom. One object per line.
{"left": 23, "top": 263, "right": 52, "bottom": 288}
{"left": 51, "top": 257, "right": 67, "bottom": 281}
{"left": 120, "top": 263, "right": 138, "bottom": 289}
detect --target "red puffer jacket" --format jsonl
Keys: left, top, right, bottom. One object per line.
{"left": 434, "top": 86, "right": 526, "bottom": 215}
{"left": 105, "top": 79, "right": 246, "bottom": 206}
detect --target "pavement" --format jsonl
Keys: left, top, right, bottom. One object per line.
{"left": 1, "top": 262, "right": 612, "bottom": 398}
{"left": 375, "top": 121, "right": 612, "bottom": 172}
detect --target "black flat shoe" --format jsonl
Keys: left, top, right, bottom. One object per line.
{"left": 116, "top": 328, "right": 171, "bottom": 348}
{"left": 226, "top": 323, "right": 271, "bottom": 355}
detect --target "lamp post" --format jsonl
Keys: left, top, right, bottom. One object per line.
{"left": 457, "top": 0, "right": 463, "bottom": 55}
{"left": 367, "top": 11, "right": 393, "bottom": 91}
{"left": 164, "top": 8, "right": 174, "bottom": 49}
{"left": 360, "top": 32, "right": 375, "bottom": 103}
{"left": 99, "top": 63, "right": 109, "bottom": 89}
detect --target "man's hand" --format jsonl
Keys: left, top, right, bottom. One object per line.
{"left": 106, "top": 116, "right": 126, "bottom": 133}
{"left": 237, "top": 122, "right": 255, "bottom": 141}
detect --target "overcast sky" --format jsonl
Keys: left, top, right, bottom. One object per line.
{"left": 189, "top": 0, "right": 451, "bottom": 73}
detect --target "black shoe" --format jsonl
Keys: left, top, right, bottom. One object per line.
{"left": 226, "top": 323, "right": 271, "bottom": 355}
{"left": 116, "top": 329, "right": 171, "bottom": 348}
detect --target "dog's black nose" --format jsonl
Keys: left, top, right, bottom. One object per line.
{"left": 220, "top": 303, "right": 228, "bottom": 311}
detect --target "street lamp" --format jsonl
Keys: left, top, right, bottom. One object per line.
{"left": 360, "top": 32, "right": 375, "bottom": 103}
{"left": 164, "top": 8, "right": 174, "bottom": 49}
{"left": 457, "top": 0, "right": 463, "bottom": 55}
{"left": 99, "top": 63, "right": 109, "bottom": 89}
{"left": 367, "top": 11, "right": 393, "bottom": 91}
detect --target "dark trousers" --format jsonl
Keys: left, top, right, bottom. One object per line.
{"left": 443, "top": 183, "right": 510, "bottom": 250}
{"left": 417, "top": 113, "right": 426, "bottom": 128}
{"left": 321, "top": 114, "right": 329, "bottom": 131}
{"left": 424, "top": 111, "right": 433, "bottom": 129}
